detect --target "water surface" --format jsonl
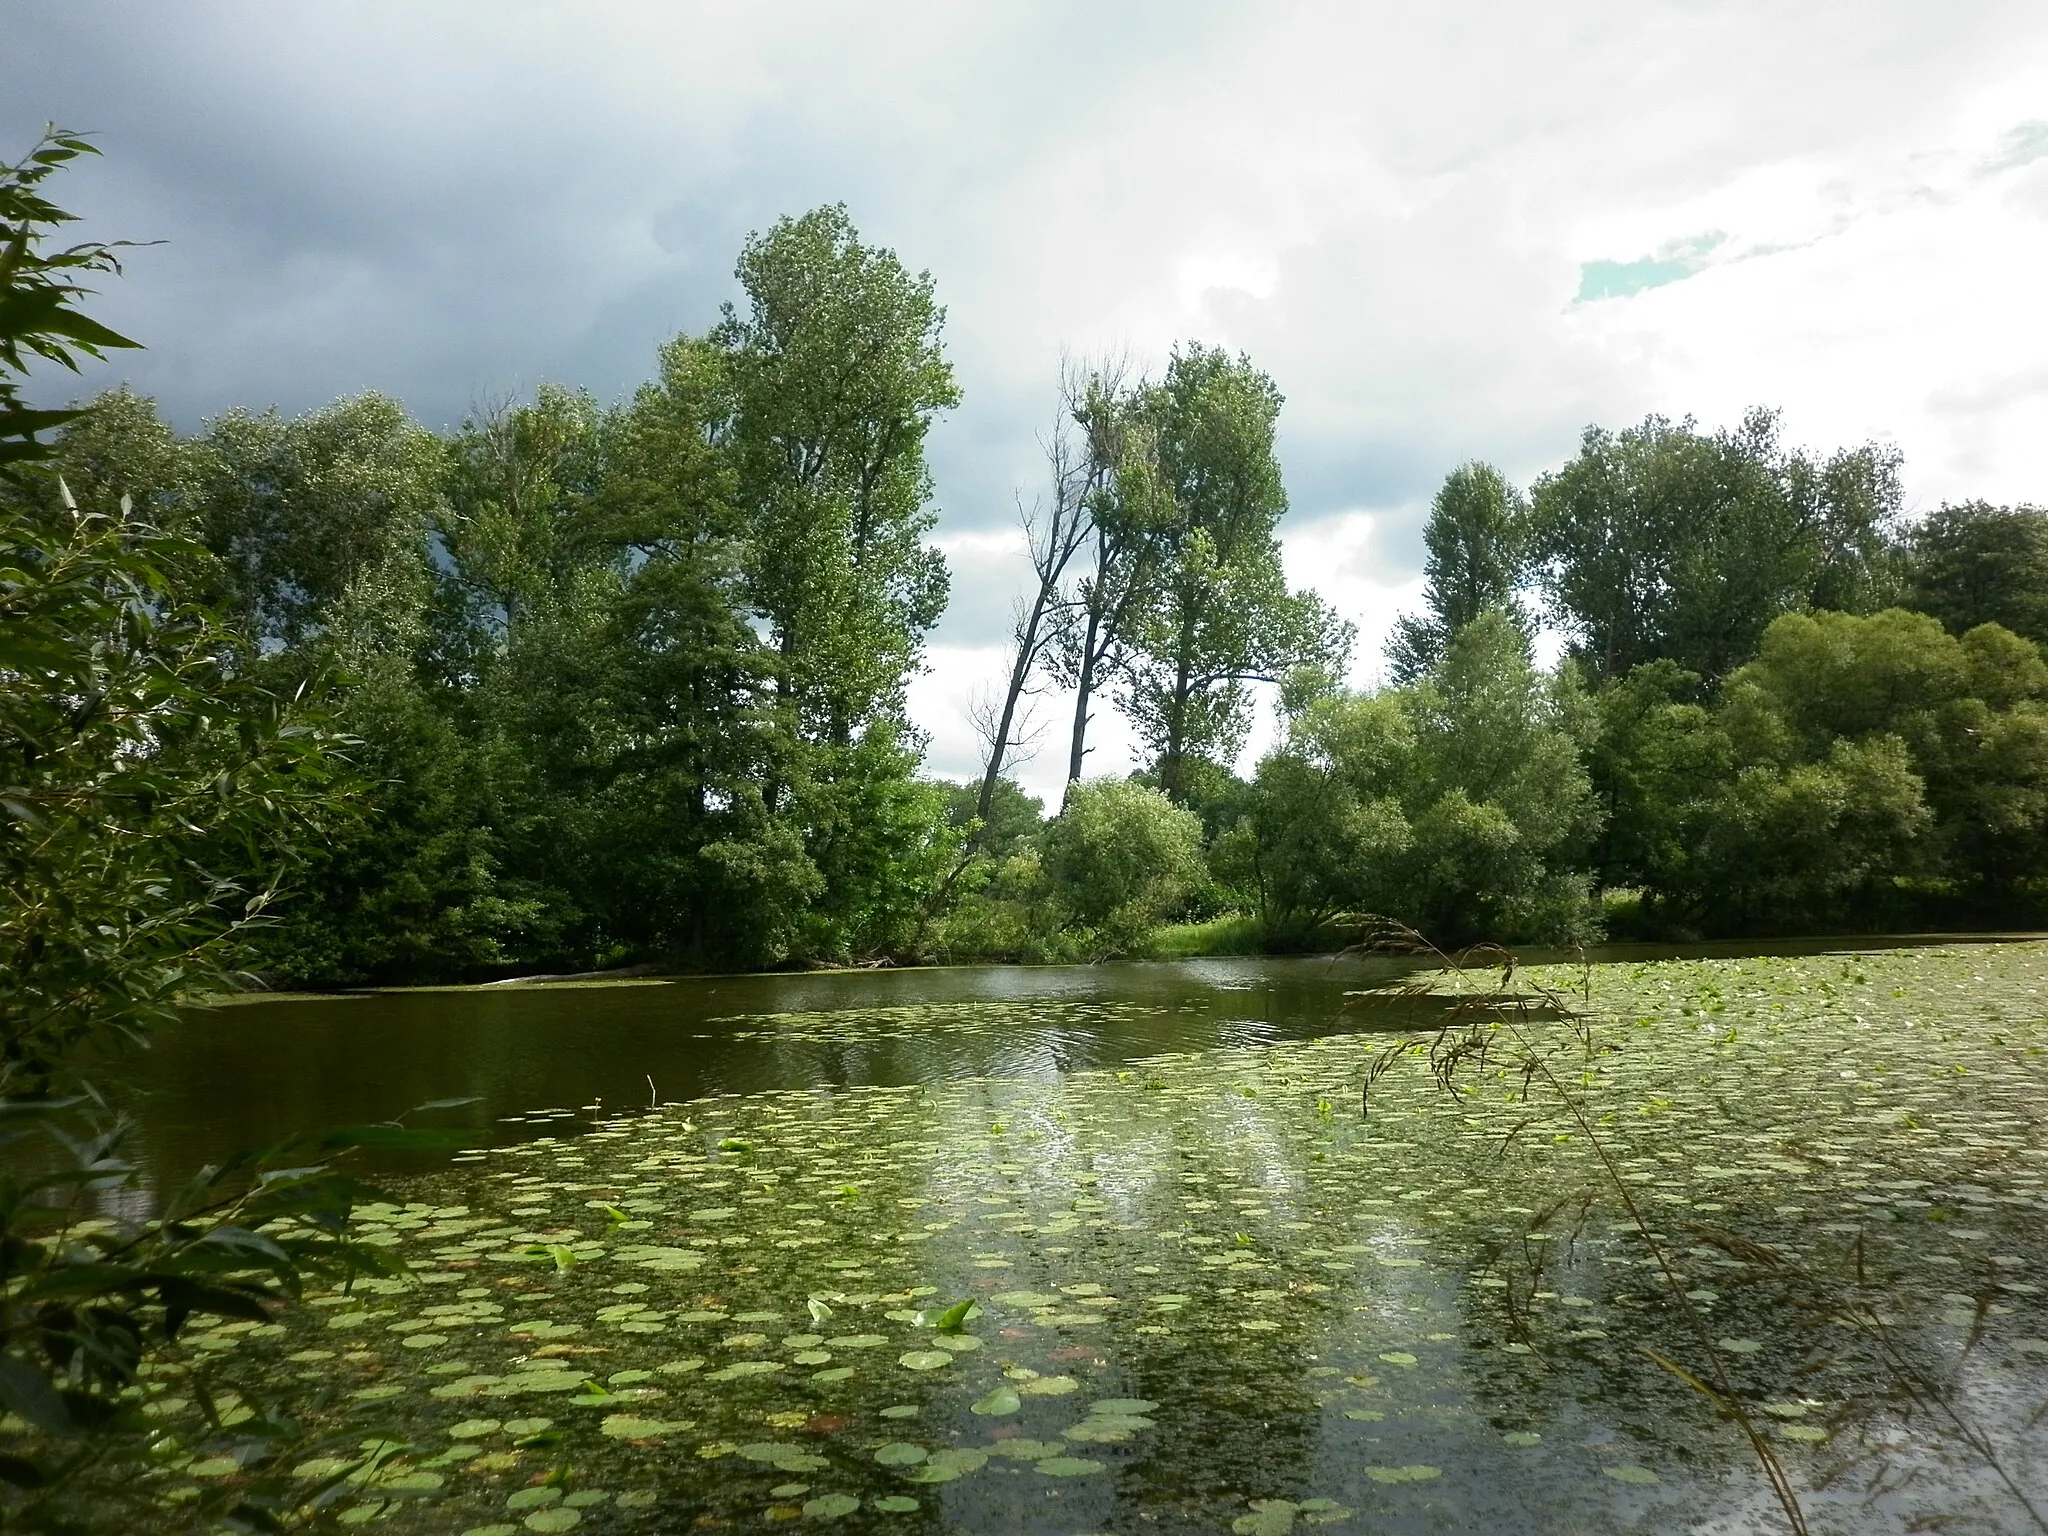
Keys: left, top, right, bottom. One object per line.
{"left": 106, "top": 942, "right": 2048, "bottom": 1535}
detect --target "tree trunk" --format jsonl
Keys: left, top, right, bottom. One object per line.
{"left": 1066, "top": 608, "right": 1103, "bottom": 792}
{"left": 976, "top": 584, "right": 1051, "bottom": 825}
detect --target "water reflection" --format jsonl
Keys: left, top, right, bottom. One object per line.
{"left": 131, "top": 958, "right": 1462, "bottom": 1183}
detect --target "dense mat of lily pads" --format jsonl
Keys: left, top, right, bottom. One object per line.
{"left": 136, "top": 945, "right": 2048, "bottom": 1532}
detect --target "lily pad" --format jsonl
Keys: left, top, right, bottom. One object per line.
{"left": 1036, "top": 1456, "right": 1106, "bottom": 1477}
{"left": 1017, "top": 1374, "right": 1080, "bottom": 1397}
{"left": 599, "top": 1415, "right": 682, "bottom": 1439}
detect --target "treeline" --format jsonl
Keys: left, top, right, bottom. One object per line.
{"left": 16, "top": 205, "right": 975, "bottom": 980}
{"left": 945, "top": 413, "right": 2048, "bottom": 955}
{"left": 17, "top": 196, "right": 1362, "bottom": 980}
{"left": 16, "top": 160, "right": 2048, "bottom": 977}
{"left": 17, "top": 189, "right": 1351, "bottom": 977}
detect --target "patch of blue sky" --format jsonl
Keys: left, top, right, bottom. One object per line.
{"left": 1574, "top": 230, "right": 1727, "bottom": 303}
{"left": 1986, "top": 120, "right": 2048, "bottom": 174}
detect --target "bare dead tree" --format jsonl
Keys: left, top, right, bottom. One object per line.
{"left": 971, "top": 356, "right": 1106, "bottom": 829}
{"left": 968, "top": 666, "right": 1049, "bottom": 786}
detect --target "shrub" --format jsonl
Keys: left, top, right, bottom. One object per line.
{"left": 1040, "top": 779, "right": 1206, "bottom": 946}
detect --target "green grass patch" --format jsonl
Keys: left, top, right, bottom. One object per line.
{"left": 1147, "top": 912, "right": 1267, "bottom": 957}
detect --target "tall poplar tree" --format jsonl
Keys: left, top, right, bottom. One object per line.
{"left": 1118, "top": 345, "right": 1350, "bottom": 801}
{"left": 1386, "top": 461, "right": 1530, "bottom": 683}
{"left": 715, "top": 205, "right": 956, "bottom": 749}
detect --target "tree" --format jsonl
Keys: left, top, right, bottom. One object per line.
{"left": 191, "top": 392, "right": 445, "bottom": 658}
{"left": 705, "top": 207, "right": 963, "bottom": 958}
{"left": 1117, "top": 345, "right": 1351, "bottom": 801}
{"left": 1903, "top": 501, "right": 2048, "bottom": 646}
{"left": 186, "top": 393, "right": 496, "bottom": 983}
{"left": 3, "top": 385, "right": 189, "bottom": 527}
{"left": 1240, "top": 612, "right": 1600, "bottom": 946}
{"left": 942, "top": 775, "right": 1044, "bottom": 860}
{"left": 1051, "top": 363, "right": 1168, "bottom": 789}
{"left": 1531, "top": 408, "right": 1902, "bottom": 685}
{"left": 439, "top": 382, "right": 609, "bottom": 639}
{"left": 973, "top": 360, "right": 1104, "bottom": 828}
{"left": 1608, "top": 609, "right": 2048, "bottom": 932}
{"left": 1040, "top": 779, "right": 1205, "bottom": 943}
{"left": 1387, "top": 462, "right": 1530, "bottom": 683}
{"left": 471, "top": 341, "right": 817, "bottom": 970}
{"left": 715, "top": 204, "right": 956, "bottom": 748}
{"left": 1583, "top": 658, "right": 1731, "bottom": 892}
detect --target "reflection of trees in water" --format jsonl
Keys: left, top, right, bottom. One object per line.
{"left": 1442, "top": 1192, "right": 2048, "bottom": 1532}
{"left": 1108, "top": 1097, "right": 1328, "bottom": 1517}
{"left": 1113, "top": 1329, "right": 1325, "bottom": 1516}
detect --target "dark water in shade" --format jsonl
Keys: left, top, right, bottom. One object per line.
{"left": 131, "top": 958, "right": 1424, "bottom": 1182}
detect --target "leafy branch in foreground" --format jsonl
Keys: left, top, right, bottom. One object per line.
{"left": 1, "top": 485, "right": 341, "bottom": 1084}
{"left": 0, "top": 128, "right": 145, "bottom": 472}
{"left": 0, "top": 124, "right": 448, "bottom": 1532}
{"left": 0, "top": 1095, "right": 485, "bottom": 1530}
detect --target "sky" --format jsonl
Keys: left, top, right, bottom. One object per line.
{"left": 8, "top": 2, "right": 2048, "bottom": 806}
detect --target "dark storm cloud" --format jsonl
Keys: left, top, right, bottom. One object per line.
{"left": 0, "top": 1, "right": 1238, "bottom": 512}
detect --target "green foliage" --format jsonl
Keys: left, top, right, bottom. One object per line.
{"left": 1532, "top": 408, "right": 1901, "bottom": 684}
{"left": 1147, "top": 911, "right": 1265, "bottom": 958}
{"left": 1387, "top": 462, "right": 1531, "bottom": 684}
{"left": 1116, "top": 346, "right": 1351, "bottom": 800}
{"left": 177, "top": 392, "right": 498, "bottom": 984}
{"left": 0, "top": 489, "right": 338, "bottom": 1078}
{"left": 1601, "top": 609, "right": 2048, "bottom": 932}
{"left": 1584, "top": 659, "right": 1729, "bottom": 891}
{"left": 0, "top": 1102, "right": 416, "bottom": 1512}
{"left": 2, "top": 385, "right": 187, "bottom": 523}
{"left": 926, "top": 847, "right": 1086, "bottom": 965}
{"left": 1243, "top": 612, "right": 1601, "bottom": 946}
{"left": 40, "top": 205, "right": 972, "bottom": 983}
{"left": 0, "top": 130, "right": 142, "bottom": 472}
{"left": 792, "top": 726, "right": 960, "bottom": 962}
{"left": 716, "top": 204, "right": 956, "bottom": 745}
{"left": 0, "top": 133, "right": 405, "bottom": 1529}
{"left": 1039, "top": 779, "right": 1206, "bottom": 948}
{"left": 941, "top": 775, "right": 1043, "bottom": 860}
{"left": 1903, "top": 500, "right": 2048, "bottom": 646}
{"left": 192, "top": 393, "right": 444, "bottom": 657}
